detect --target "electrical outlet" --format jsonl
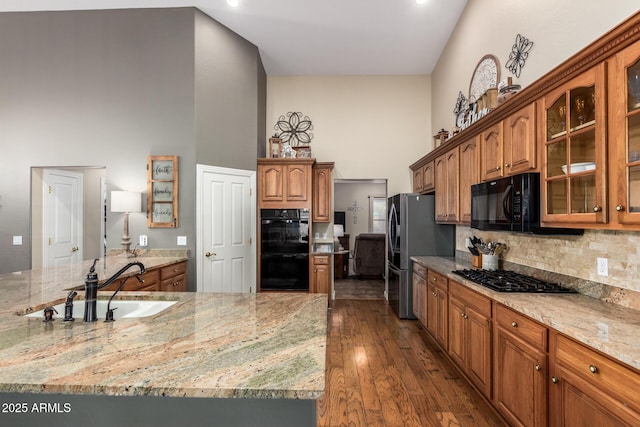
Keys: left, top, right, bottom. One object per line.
{"left": 139, "top": 235, "right": 148, "bottom": 247}
{"left": 597, "top": 257, "right": 608, "bottom": 276}
{"left": 177, "top": 236, "right": 187, "bottom": 246}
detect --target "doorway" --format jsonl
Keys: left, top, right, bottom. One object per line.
{"left": 195, "top": 164, "right": 256, "bottom": 293}
{"left": 333, "top": 179, "right": 387, "bottom": 300}
{"left": 31, "top": 166, "right": 106, "bottom": 270}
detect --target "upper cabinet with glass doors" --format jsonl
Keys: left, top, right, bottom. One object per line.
{"left": 541, "top": 64, "right": 607, "bottom": 225}
{"left": 610, "top": 40, "right": 640, "bottom": 225}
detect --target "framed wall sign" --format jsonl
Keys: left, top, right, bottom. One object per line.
{"left": 147, "top": 155, "right": 178, "bottom": 228}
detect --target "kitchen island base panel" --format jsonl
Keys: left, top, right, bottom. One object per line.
{"left": 0, "top": 393, "right": 317, "bottom": 427}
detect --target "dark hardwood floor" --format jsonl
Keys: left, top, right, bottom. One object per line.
{"left": 316, "top": 299, "right": 507, "bottom": 427}
{"left": 334, "top": 277, "right": 385, "bottom": 300}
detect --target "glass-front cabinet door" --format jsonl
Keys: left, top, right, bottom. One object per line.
{"left": 541, "top": 64, "right": 607, "bottom": 225}
{"left": 611, "top": 40, "right": 640, "bottom": 225}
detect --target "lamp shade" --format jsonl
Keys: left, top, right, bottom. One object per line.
{"left": 111, "top": 191, "right": 142, "bottom": 213}
{"left": 333, "top": 224, "right": 345, "bottom": 238}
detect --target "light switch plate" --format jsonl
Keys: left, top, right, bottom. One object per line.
{"left": 139, "top": 235, "right": 148, "bottom": 247}
{"left": 177, "top": 236, "right": 187, "bottom": 246}
{"left": 12, "top": 236, "right": 22, "bottom": 245}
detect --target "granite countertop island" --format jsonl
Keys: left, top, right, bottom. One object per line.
{"left": 0, "top": 257, "right": 327, "bottom": 427}
{"left": 411, "top": 256, "right": 640, "bottom": 372}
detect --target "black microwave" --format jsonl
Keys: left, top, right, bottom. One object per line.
{"left": 470, "top": 172, "right": 582, "bottom": 235}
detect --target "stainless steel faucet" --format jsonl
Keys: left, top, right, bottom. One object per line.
{"left": 83, "top": 259, "right": 146, "bottom": 322}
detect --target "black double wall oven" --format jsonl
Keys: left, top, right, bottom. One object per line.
{"left": 260, "top": 209, "right": 310, "bottom": 291}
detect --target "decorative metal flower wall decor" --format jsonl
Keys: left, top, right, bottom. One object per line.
{"left": 506, "top": 34, "right": 534, "bottom": 78}
{"left": 274, "top": 112, "right": 314, "bottom": 146}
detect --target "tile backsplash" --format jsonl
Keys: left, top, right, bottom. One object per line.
{"left": 456, "top": 226, "right": 640, "bottom": 310}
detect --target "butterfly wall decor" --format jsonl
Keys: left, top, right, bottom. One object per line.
{"left": 506, "top": 34, "right": 534, "bottom": 78}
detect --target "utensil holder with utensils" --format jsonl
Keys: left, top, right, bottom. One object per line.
{"left": 482, "top": 254, "right": 499, "bottom": 270}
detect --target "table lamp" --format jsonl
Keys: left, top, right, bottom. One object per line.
{"left": 111, "top": 191, "right": 142, "bottom": 256}
{"left": 333, "top": 224, "right": 345, "bottom": 251}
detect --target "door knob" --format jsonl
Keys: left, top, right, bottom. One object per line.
{"left": 593, "top": 206, "right": 602, "bottom": 212}
{"left": 205, "top": 252, "right": 216, "bottom": 258}
{"left": 616, "top": 205, "right": 625, "bottom": 212}
{"left": 71, "top": 247, "right": 79, "bottom": 252}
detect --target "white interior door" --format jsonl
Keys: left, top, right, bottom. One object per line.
{"left": 43, "top": 169, "right": 83, "bottom": 267}
{"left": 196, "top": 165, "right": 256, "bottom": 293}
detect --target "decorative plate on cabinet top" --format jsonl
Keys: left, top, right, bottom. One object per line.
{"left": 469, "top": 55, "right": 500, "bottom": 103}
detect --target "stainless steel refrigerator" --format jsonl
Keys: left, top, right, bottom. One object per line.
{"left": 387, "top": 193, "right": 455, "bottom": 319}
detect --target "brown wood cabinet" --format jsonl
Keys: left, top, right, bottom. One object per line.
{"left": 412, "top": 161, "right": 435, "bottom": 194}
{"left": 159, "top": 261, "right": 187, "bottom": 292}
{"left": 609, "top": 40, "right": 640, "bottom": 226}
{"left": 100, "top": 261, "right": 187, "bottom": 292}
{"left": 412, "top": 262, "right": 427, "bottom": 325}
{"left": 540, "top": 64, "right": 608, "bottom": 226}
{"left": 312, "top": 162, "right": 334, "bottom": 222}
{"left": 504, "top": 103, "right": 538, "bottom": 175}
{"left": 426, "top": 270, "right": 448, "bottom": 350}
{"left": 311, "top": 254, "right": 330, "bottom": 295}
{"left": 258, "top": 158, "right": 314, "bottom": 208}
{"left": 480, "top": 121, "right": 504, "bottom": 182}
{"left": 435, "top": 148, "right": 459, "bottom": 223}
{"left": 448, "top": 279, "right": 492, "bottom": 398}
{"left": 494, "top": 304, "right": 548, "bottom": 427}
{"left": 458, "top": 137, "right": 480, "bottom": 223}
{"left": 550, "top": 333, "right": 640, "bottom": 426}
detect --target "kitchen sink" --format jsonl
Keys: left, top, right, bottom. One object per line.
{"left": 25, "top": 300, "right": 177, "bottom": 320}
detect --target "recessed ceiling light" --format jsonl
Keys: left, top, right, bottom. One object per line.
{"left": 227, "top": 0, "right": 239, "bottom": 7}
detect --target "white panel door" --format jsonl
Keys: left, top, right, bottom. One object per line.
{"left": 197, "top": 165, "right": 255, "bottom": 293}
{"left": 43, "top": 169, "right": 83, "bottom": 267}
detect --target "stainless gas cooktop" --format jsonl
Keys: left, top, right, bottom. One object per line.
{"left": 451, "top": 269, "right": 576, "bottom": 293}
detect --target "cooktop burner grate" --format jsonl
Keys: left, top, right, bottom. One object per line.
{"left": 451, "top": 269, "right": 576, "bottom": 293}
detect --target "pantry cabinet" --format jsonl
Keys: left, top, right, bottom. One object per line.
{"left": 435, "top": 148, "right": 459, "bottom": 223}
{"left": 312, "top": 162, "right": 334, "bottom": 222}
{"left": 258, "top": 158, "right": 314, "bottom": 208}
{"left": 494, "top": 304, "right": 548, "bottom": 427}
{"left": 448, "top": 279, "right": 492, "bottom": 398}
{"left": 549, "top": 333, "right": 640, "bottom": 427}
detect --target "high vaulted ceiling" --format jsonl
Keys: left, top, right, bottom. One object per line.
{"left": 0, "top": 0, "right": 468, "bottom": 75}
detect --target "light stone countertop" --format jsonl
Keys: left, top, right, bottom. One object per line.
{"left": 0, "top": 257, "right": 327, "bottom": 400}
{"left": 411, "top": 256, "right": 640, "bottom": 372}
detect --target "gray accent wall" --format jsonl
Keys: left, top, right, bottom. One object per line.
{"left": 0, "top": 8, "right": 266, "bottom": 287}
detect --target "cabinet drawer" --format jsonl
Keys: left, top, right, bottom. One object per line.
{"left": 160, "top": 262, "right": 187, "bottom": 280}
{"left": 427, "top": 270, "right": 448, "bottom": 292}
{"left": 161, "top": 274, "right": 186, "bottom": 292}
{"left": 313, "top": 255, "right": 330, "bottom": 265}
{"left": 449, "top": 279, "right": 491, "bottom": 318}
{"left": 555, "top": 333, "right": 640, "bottom": 413}
{"left": 496, "top": 304, "right": 548, "bottom": 351}
{"left": 413, "top": 262, "right": 427, "bottom": 278}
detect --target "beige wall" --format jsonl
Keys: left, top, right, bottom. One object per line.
{"left": 266, "top": 75, "right": 431, "bottom": 196}
{"left": 431, "top": 0, "right": 639, "bottom": 133}
{"left": 435, "top": 2, "right": 640, "bottom": 295}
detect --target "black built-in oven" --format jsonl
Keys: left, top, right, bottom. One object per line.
{"left": 260, "top": 209, "right": 309, "bottom": 291}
